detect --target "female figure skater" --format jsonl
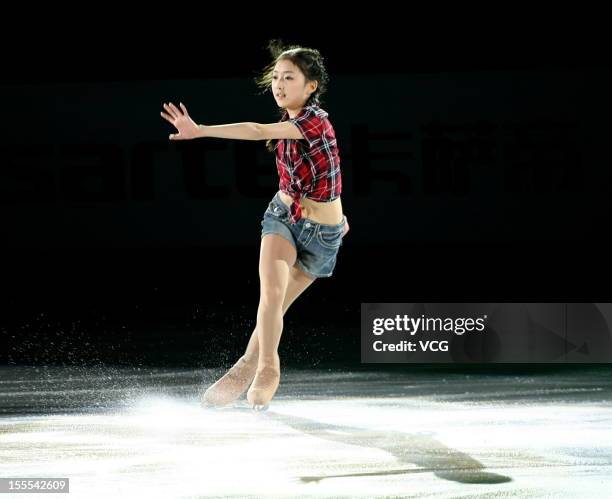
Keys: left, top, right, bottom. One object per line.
{"left": 160, "top": 40, "right": 348, "bottom": 410}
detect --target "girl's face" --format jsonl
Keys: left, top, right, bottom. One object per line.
{"left": 271, "top": 58, "right": 317, "bottom": 110}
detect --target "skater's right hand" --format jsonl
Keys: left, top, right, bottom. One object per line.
{"left": 160, "top": 102, "right": 200, "bottom": 140}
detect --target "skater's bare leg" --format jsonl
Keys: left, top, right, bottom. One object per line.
{"left": 247, "top": 234, "right": 310, "bottom": 408}
{"left": 202, "top": 254, "right": 315, "bottom": 407}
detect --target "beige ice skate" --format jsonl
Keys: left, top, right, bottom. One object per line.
{"left": 246, "top": 361, "right": 281, "bottom": 411}
{"left": 201, "top": 356, "right": 258, "bottom": 407}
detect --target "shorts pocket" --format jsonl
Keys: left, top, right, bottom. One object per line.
{"left": 317, "top": 227, "right": 343, "bottom": 249}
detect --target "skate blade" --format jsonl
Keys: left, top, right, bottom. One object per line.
{"left": 252, "top": 403, "right": 269, "bottom": 411}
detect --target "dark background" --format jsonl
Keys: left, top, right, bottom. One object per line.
{"left": 1, "top": 12, "right": 610, "bottom": 368}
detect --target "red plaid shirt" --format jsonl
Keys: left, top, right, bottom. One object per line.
{"left": 274, "top": 105, "right": 342, "bottom": 224}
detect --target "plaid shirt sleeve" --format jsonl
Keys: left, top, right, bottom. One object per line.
{"left": 288, "top": 107, "right": 324, "bottom": 147}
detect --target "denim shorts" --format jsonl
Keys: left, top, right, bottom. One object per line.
{"left": 260, "top": 192, "right": 346, "bottom": 278}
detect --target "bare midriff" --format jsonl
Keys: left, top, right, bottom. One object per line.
{"left": 278, "top": 190, "right": 344, "bottom": 225}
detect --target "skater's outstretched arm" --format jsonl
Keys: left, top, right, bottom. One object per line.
{"left": 160, "top": 101, "right": 303, "bottom": 141}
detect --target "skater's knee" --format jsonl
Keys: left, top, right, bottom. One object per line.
{"left": 259, "top": 260, "right": 290, "bottom": 309}
{"left": 259, "top": 285, "right": 285, "bottom": 308}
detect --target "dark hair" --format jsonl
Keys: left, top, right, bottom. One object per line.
{"left": 255, "top": 39, "right": 329, "bottom": 152}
